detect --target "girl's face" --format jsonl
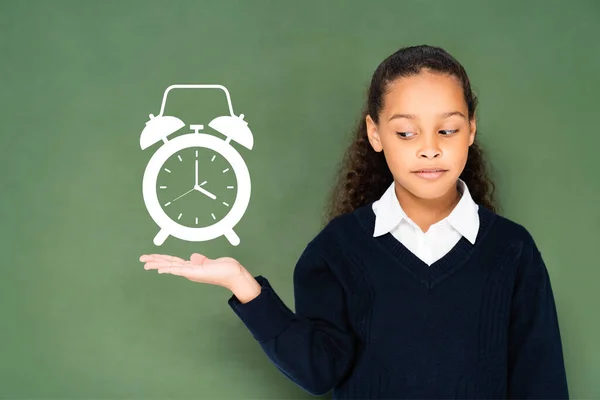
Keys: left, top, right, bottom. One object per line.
{"left": 366, "top": 70, "right": 476, "bottom": 202}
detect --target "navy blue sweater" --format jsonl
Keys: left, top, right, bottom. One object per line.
{"left": 228, "top": 201, "right": 569, "bottom": 399}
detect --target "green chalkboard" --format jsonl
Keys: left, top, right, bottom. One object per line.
{"left": 1, "top": 0, "right": 598, "bottom": 398}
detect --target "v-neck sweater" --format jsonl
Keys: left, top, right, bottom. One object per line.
{"left": 228, "top": 201, "right": 569, "bottom": 399}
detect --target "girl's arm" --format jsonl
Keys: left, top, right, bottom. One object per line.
{"left": 227, "top": 240, "right": 358, "bottom": 396}
{"left": 507, "top": 239, "right": 569, "bottom": 398}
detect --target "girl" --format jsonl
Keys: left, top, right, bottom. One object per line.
{"left": 140, "top": 44, "right": 569, "bottom": 399}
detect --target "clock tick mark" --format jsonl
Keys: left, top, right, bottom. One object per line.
{"left": 164, "top": 202, "right": 171, "bottom": 207}
{"left": 227, "top": 186, "right": 234, "bottom": 189}
{"left": 211, "top": 155, "right": 216, "bottom": 162}
{"left": 195, "top": 217, "right": 198, "bottom": 225}
{"left": 222, "top": 168, "right": 229, "bottom": 173}
{"left": 164, "top": 168, "right": 171, "bottom": 173}
{"left": 177, "top": 155, "right": 183, "bottom": 162}
{"left": 211, "top": 213, "right": 216, "bottom": 220}
{"left": 177, "top": 213, "right": 183, "bottom": 220}
{"left": 222, "top": 202, "right": 229, "bottom": 207}
{"left": 160, "top": 186, "right": 167, "bottom": 189}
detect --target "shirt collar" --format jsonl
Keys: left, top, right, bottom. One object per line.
{"left": 372, "top": 178, "right": 480, "bottom": 244}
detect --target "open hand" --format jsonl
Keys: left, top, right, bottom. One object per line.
{"left": 140, "top": 252, "right": 246, "bottom": 290}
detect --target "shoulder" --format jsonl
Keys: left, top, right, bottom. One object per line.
{"left": 486, "top": 209, "right": 539, "bottom": 250}
{"left": 298, "top": 205, "right": 371, "bottom": 266}
{"left": 485, "top": 209, "right": 546, "bottom": 278}
{"left": 291, "top": 214, "right": 353, "bottom": 285}
{"left": 313, "top": 204, "right": 372, "bottom": 247}
{"left": 302, "top": 213, "right": 351, "bottom": 256}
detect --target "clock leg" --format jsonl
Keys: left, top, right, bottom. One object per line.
{"left": 224, "top": 229, "right": 240, "bottom": 246}
{"left": 153, "top": 228, "right": 170, "bottom": 246}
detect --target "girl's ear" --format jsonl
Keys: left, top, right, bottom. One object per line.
{"left": 468, "top": 118, "right": 477, "bottom": 146}
{"left": 366, "top": 114, "right": 383, "bottom": 152}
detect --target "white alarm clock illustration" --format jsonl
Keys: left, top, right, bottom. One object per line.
{"left": 139, "top": 84, "right": 253, "bottom": 246}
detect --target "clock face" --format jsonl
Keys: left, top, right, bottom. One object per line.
{"left": 156, "top": 146, "right": 238, "bottom": 228}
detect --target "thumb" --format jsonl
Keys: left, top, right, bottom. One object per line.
{"left": 190, "top": 253, "right": 208, "bottom": 264}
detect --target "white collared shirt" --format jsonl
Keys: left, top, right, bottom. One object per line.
{"left": 372, "top": 178, "right": 480, "bottom": 266}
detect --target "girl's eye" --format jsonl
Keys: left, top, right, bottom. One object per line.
{"left": 441, "top": 129, "right": 459, "bottom": 135}
{"left": 396, "top": 130, "right": 459, "bottom": 138}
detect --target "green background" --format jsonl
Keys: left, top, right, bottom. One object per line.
{"left": 1, "top": 0, "right": 598, "bottom": 398}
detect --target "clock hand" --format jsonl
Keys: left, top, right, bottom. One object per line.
{"left": 171, "top": 188, "right": 195, "bottom": 202}
{"left": 193, "top": 162, "right": 215, "bottom": 199}
{"left": 194, "top": 184, "right": 217, "bottom": 200}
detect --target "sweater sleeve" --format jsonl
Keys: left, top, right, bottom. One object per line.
{"left": 227, "top": 239, "right": 359, "bottom": 396}
{"left": 507, "top": 240, "right": 569, "bottom": 399}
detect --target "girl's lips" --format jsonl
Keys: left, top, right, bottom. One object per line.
{"left": 413, "top": 170, "right": 447, "bottom": 179}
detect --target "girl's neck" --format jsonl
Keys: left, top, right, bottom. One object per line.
{"left": 394, "top": 181, "right": 462, "bottom": 233}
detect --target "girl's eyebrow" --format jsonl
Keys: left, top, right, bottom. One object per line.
{"left": 389, "top": 111, "right": 466, "bottom": 122}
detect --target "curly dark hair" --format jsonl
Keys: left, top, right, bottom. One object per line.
{"left": 322, "top": 44, "right": 499, "bottom": 228}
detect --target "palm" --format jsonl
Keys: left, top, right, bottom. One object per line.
{"left": 140, "top": 252, "right": 244, "bottom": 289}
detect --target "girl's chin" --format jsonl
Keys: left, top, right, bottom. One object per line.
{"left": 400, "top": 176, "right": 458, "bottom": 199}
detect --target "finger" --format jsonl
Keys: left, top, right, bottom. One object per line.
{"left": 140, "top": 254, "right": 186, "bottom": 263}
{"left": 161, "top": 254, "right": 186, "bottom": 263}
{"left": 140, "top": 254, "right": 165, "bottom": 262}
{"left": 158, "top": 266, "right": 194, "bottom": 276}
{"left": 190, "top": 253, "right": 208, "bottom": 264}
{"left": 143, "top": 262, "right": 161, "bottom": 270}
{"left": 146, "top": 254, "right": 186, "bottom": 262}
{"left": 144, "top": 260, "right": 191, "bottom": 270}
